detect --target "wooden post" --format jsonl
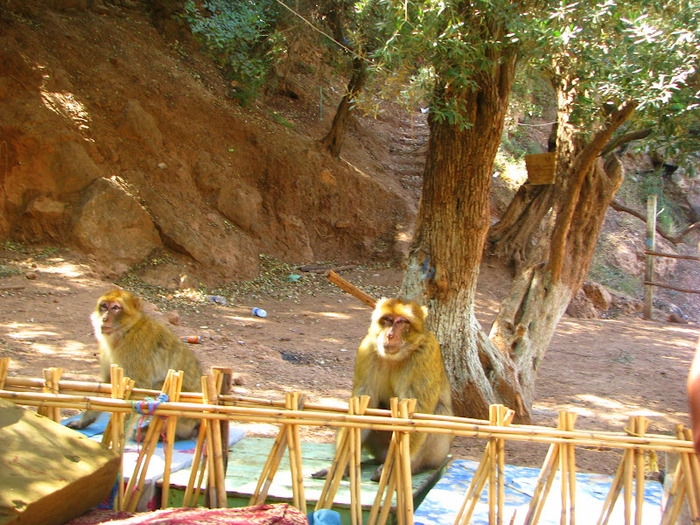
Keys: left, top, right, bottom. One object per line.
{"left": 643, "top": 195, "right": 657, "bottom": 319}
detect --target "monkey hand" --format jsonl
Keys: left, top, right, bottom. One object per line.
{"left": 311, "top": 467, "right": 330, "bottom": 480}
{"left": 66, "top": 410, "right": 99, "bottom": 431}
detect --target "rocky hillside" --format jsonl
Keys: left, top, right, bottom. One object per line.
{"left": 0, "top": 0, "right": 422, "bottom": 287}
{"left": 1, "top": 0, "right": 698, "bottom": 321}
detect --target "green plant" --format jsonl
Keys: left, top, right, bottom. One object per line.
{"left": 182, "top": 0, "right": 280, "bottom": 100}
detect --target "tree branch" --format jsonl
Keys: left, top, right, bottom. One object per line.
{"left": 601, "top": 128, "right": 652, "bottom": 156}
{"left": 609, "top": 199, "right": 700, "bottom": 244}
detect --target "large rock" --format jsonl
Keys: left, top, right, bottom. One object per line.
{"left": 72, "top": 177, "right": 162, "bottom": 274}
{"left": 116, "top": 99, "right": 163, "bottom": 153}
{"left": 125, "top": 168, "right": 260, "bottom": 283}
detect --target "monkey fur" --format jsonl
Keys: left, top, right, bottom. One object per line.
{"left": 67, "top": 288, "right": 204, "bottom": 439}
{"left": 353, "top": 297, "right": 454, "bottom": 479}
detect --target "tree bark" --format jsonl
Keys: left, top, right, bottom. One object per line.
{"left": 401, "top": 53, "right": 527, "bottom": 421}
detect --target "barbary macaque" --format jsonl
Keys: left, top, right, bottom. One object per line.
{"left": 353, "top": 297, "right": 454, "bottom": 479}
{"left": 67, "top": 288, "right": 203, "bottom": 439}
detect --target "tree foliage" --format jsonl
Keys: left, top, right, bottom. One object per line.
{"left": 532, "top": 1, "right": 699, "bottom": 167}
{"left": 183, "top": 0, "right": 282, "bottom": 101}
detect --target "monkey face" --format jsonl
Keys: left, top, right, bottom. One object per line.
{"left": 376, "top": 314, "right": 411, "bottom": 358}
{"left": 97, "top": 300, "right": 123, "bottom": 335}
{"left": 92, "top": 289, "right": 142, "bottom": 338}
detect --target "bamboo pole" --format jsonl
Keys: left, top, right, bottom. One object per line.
{"left": 558, "top": 412, "right": 568, "bottom": 525}
{"left": 677, "top": 425, "right": 699, "bottom": 519}
{"left": 566, "top": 412, "right": 577, "bottom": 525}
{"left": 250, "top": 392, "right": 307, "bottom": 507}
{"left": 349, "top": 396, "right": 370, "bottom": 525}
{"left": 123, "top": 371, "right": 177, "bottom": 512}
{"left": 40, "top": 367, "right": 62, "bottom": 421}
{"left": 683, "top": 428, "right": 700, "bottom": 521}
{"left": 368, "top": 418, "right": 398, "bottom": 525}
{"left": 399, "top": 399, "right": 416, "bottom": 525}
{"left": 524, "top": 409, "right": 576, "bottom": 525}
{"left": 660, "top": 457, "right": 686, "bottom": 525}
{"left": 285, "top": 392, "right": 307, "bottom": 512}
{"left": 204, "top": 374, "right": 227, "bottom": 508}
{"left": 314, "top": 427, "right": 350, "bottom": 509}
{"left": 160, "top": 371, "right": 183, "bottom": 509}
{"left": 0, "top": 357, "right": 8, "bottom": 389}
{"left": 455, "top": 442, "right": 493, "bottom": 525}
{"left": 3, "top": 386, "right": 696, "bottom": 454}
{"left": 634, "top": 417, "right": 648, "bottom": 525}
{"left": 182, "top": 408, "right": 209, "bottom": 507}
{"left": 250, "top": 414, "right": 291, "bottom": 505}
{"left": 348, "top": 397, "right": 360, "bottom": 525}
{"left": 108, "top": 366, "right": 127, "bottom": 510}
{"left": 392, "top": 399, "right": 405, "bottom": 525}
{"left": 212, "top": 367, "right": 232, "bottom": 479}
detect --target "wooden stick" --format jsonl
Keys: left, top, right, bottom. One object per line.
{"left": 183, "top": 412, "right": 208, "bottom": 507}
{"left": 634, "top": 417, "right": 648, "bottom": 525}
{"left": 457, "top": 442, "right": 495, "bottom": 525}
{"left": 378, "top": 462, "right": 399, "bottom": 525}
{"left": 597, "top": 447, "right": 628, "bottom": 525}
{"left": 391, "top": 399, "right": 405, "bottom": 525}
{"left": 326, "top": 270, "right": 377, "bottom": 308}
{"left": 566, "top": 412, "right": 577, "bottom": 525}
{"left": 212, "top": 367, "right": 232, "bottom": 479}
{"left": 677, "top": 425, "right": 700, "bottom": 518}
{"left": 286, "top": 392, "right": 307, "bottom": 512}
{"left": 0, "top": 357, "right": 8, "bottom": 389}
{"left": 622, "top": 419, "right": 636, "bottom": 525}
{"left": 684, "top": 427, "right": 700, "bottom": 522}
{"left": 109, "top": 366, "right": 126, "bottom": 510}
{"left": 399, "top": 399, "right": 415, "bottom": 525}
{"left": 660, "top": 457, "right": 685, "bottom": 525}
{"left": 40, "top": 367, "right": 61, "bottom": 420}
{"left": 204, "top": 374, "right": 227, "bottom": 508}
{"left": 160, "top": 371, "right": 183, "bottom": 509}
{"left": 525, "top": 411, "right": 569, "bottom": 525}
{"left": 250, "top": 417, "right": 290, "bottom": 505}
{"left": 368, "top": 416, "right": 399, "bottom": 525}
{"left": 488, "top": 405, "right": 497, "bottom": 525}
{"left": 315, "top": 427, "right": 350, "bottom": 509}
{"left": 349, "top": 396, "right": 369, "bottom": 525}
{"left": 123, "top": 372, "right": 174, "bottom": 512}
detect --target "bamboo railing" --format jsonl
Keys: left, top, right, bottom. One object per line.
{"left": 1, "top": 358, "right": 698, "bottom": 524}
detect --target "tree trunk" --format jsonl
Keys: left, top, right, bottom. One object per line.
{"left": 489, "top": 102, "right": 634, "bottom": 408}
{"left": 320, "top": 57, "right": 367, "bottom": 158}
{"left": 488, "top": 75, "right": 578, "bottom": 270}
{"left": 486, "top": 182, "right": 556, "bottom": 271}
{"left": 401, "top": 54, "right": 527, "bottom": 421}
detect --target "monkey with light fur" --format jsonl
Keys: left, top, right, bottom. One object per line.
{"left": 352, "top": 297, "right": 454, "bottom": 480}
{"left": 68, "top": 289, "right": 203, "bottom": 439}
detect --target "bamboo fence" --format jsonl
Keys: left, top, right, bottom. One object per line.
{"left": 1, "top": 358, "right": 699, "bottom": 524}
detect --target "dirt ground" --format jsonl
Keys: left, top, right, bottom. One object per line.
{"left": 1, "top": 246, "right": 698, "bottom": 479}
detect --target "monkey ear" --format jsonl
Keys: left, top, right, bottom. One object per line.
{"left": 421, "top": 305, "right": 429, "bottom": 319}
{"left": 131, "top": 294, "right": 142, "bottom": 311}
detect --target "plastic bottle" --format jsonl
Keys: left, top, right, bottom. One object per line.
{"left": 180, "top": 335, "right": 202, "bottom": 344}
{"left": 252, "top": 307, "right": 267, "bottom": 318}
{"left": 206, "top": 295, "right": 227, "bottom": 306}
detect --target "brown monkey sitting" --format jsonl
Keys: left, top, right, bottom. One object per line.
{"left": 68, "top": 288, "right": 203, "bottom": 439}
{"left": 353, "top": 297, "right": 454, "bottom": 480}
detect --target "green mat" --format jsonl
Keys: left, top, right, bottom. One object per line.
{"left": 163, "top": 436, "right": 447, "bottom": 523}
